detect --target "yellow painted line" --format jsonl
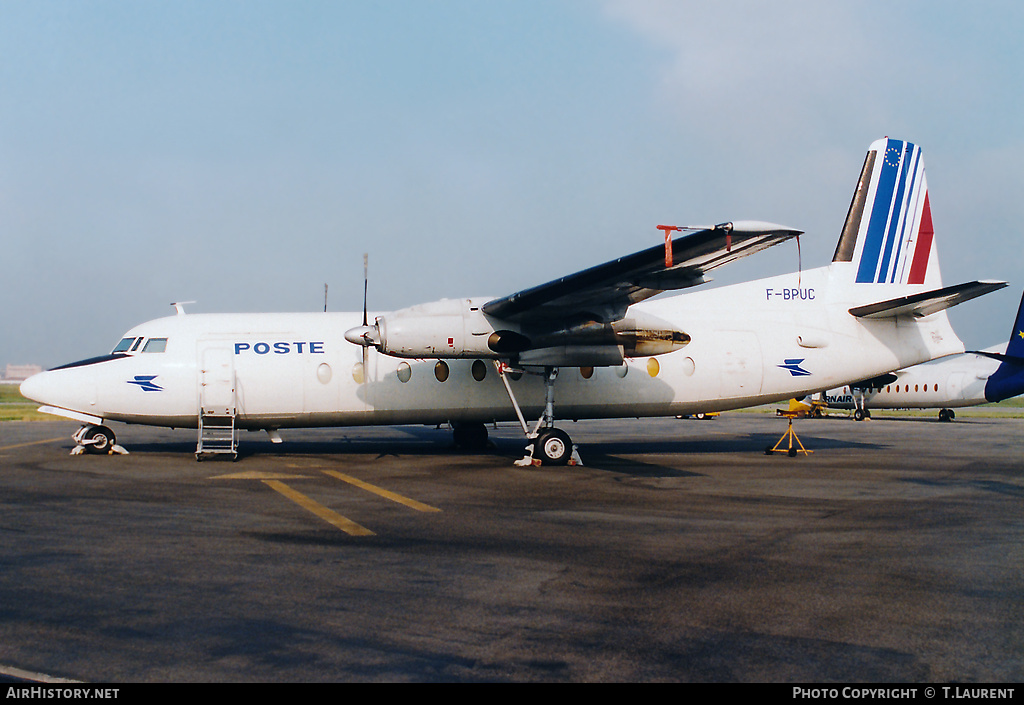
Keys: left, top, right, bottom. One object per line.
{"left": 262, "top": 479, "right": 375, "bottom": 536}
{"left": 322, "top": 469, "right": 442, "bottom": 513}
{"left": 0, "top": 437, "right": 68, "bottom": 451}
{"left": 211, "top": 471, "right": 314, "bottom": 481}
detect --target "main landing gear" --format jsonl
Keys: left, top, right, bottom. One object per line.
{"left": 495, "top": 363, "right": 582, "bottom": 467}
{"left": 852, "top": 388, "right": 871, "bottom": 421}
{"left": 452, "top": 422, "right": 490, "bottom": 451}
{"left": 71, "top": 424, "right": 129, "bottom": 455}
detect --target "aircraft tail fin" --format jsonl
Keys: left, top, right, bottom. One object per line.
{"left": 1003, "top": 290, "right": 1024, "bottom": 359}
{"left": 832, "top": 138, "right": 941, "bottom": 289}
{"left": 980, "top": 290, "right": 1024, "bottom": 402}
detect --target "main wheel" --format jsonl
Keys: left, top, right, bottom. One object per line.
{"left": 534, "top": 428, "right": 572, "bottom": 465}
{"left": 453, "top": 422, "right": 489, "bottom": 450}
{"left": 83, "top": 425, "right": 116, "bottom": 455}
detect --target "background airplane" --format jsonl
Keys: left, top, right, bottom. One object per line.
{"left": 20, "top": 138, "right": 1005, "bottom": 463}
{"left": 820, "top": 289, "right": 1024, "bottom": 420}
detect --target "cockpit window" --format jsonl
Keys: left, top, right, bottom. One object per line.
{"left": 130, "top": 338, "right": 144, "bottom": 352}
{"left": 112, "top": 338, "right": 137, "bottom": 353}
{"left": 142, "top": 338, "right": 168, "bottom": 353}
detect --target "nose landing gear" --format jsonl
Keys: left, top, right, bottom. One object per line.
{"left": 72, "top": 424, "right": 129, "bottom": 455}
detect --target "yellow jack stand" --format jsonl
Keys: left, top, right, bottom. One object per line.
{"left": 766, "top": 412, "right": 812, "bottom": 457}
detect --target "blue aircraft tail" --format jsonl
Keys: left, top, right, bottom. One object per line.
{"left": 1002, "top": 291, "right": 1024, "bottom": 359}
{"left": 982, "top": 290, "right": 1024, "bottom": 402}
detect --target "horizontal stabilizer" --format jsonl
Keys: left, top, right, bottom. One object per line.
{"left": 970, "top": 351, "right": 1024, "bottom": 366}
{"left": 848, "top": 280, "right": 1006, "bottom": 319}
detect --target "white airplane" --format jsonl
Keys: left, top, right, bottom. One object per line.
{"left": 20, "top": 137, "right": 1005, "bottom": 464}
{"left": 820, "top": 290, "right": 1024, "bottom": 421}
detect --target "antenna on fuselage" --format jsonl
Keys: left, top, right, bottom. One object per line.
{"left": 171, "top": 301, "right": 195, "bottom": 316}
{"left": 324, "top": 283, "right": 328, "bottom": 313}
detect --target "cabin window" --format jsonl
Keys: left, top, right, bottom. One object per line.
{"left": 397, "top": 362, "right": 412, "bottom": 383}
{"left": 934, "top": 384, "right": 938, "bottom": 392}
{"left": 682, "top": 357, "right": 695, "bottom": 376}
{"left": 434, "top": 361, "right": 449, "bottom": 383}
{"left": 317, "top": 363, "right": 332, "bottom": 385}
{"left": 915, "top": 384, "right": 919, "bottom": 392}
{"left": 647, "top": 358, "right": 660, "bottom": 378}
{"left": 112, "top": 338, "right": 137, "bottom": 353}
{"left": 142, "top": 338, "right": 167, "bottom": 353}
{"left": 579, "top": 367, "right": 594, "bottom": 380}
{"left": 471, "top": 360, "right": 487, "bottom": 382}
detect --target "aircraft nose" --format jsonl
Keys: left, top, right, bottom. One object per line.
{"left": 19, "top": 364, "right": 101, "bottom": 420}
{"left": 19, "top": 369, "right": 75, "bottom": 409}
{"left": 19, "top": 371, "right": 48, "bottom": 404}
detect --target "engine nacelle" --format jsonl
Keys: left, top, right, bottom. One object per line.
{"left": 615, "top": 326, "right": 691, "bottom": 357}
{"left": 374, "top": 298, "right": 504, "bottom": 359}
{"left": 345, "top": 298, "right": 691, "bottom": 365}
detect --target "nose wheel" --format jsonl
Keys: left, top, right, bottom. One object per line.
{"left": 72, "top": 424, "right": 128, "bottom": 455}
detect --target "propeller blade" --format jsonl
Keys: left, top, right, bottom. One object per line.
{"left": 362, "top": 253, "right": 369, "bottom": 383}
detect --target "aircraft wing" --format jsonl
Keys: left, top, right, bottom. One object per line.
{"left": 482, "top": 221, "right": 802, "bottom": 325}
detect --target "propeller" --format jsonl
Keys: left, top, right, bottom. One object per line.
{"left": 360, "top": 254, "right": 369, "bottom": 382}
{"left": 344, "top": 253, "right": 380, "bottom": 383}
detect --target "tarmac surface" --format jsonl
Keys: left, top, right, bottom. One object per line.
{"left": 0, "top": 413, "right": 1022, "bottom": 683}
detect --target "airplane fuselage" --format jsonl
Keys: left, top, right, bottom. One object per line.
{"left": 821, "top": 345, "right": 1023, "bottom": 413}
{"left": 22, "top": 261, "right": 966, "bottom": 434}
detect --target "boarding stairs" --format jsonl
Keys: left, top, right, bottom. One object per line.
{"left": 197, "top": 347, "right": 238, "bottom": 460}
{"left": 197, "top": 407, "right": 237, "bottom": 460}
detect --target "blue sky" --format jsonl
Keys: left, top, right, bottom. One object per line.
{"left": 3, "top": 1, "right": 1023, "bottom": 369}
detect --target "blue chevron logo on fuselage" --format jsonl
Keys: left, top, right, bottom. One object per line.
{"left": 127, "top": 375, "right": 164, "bottom": 392}
{"left": 778, "top": 359, "right": 812, "bottom": 377}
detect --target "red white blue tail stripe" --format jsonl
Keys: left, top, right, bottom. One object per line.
{"left": 854, "top": 139, "right": 934, "bottom": 285}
